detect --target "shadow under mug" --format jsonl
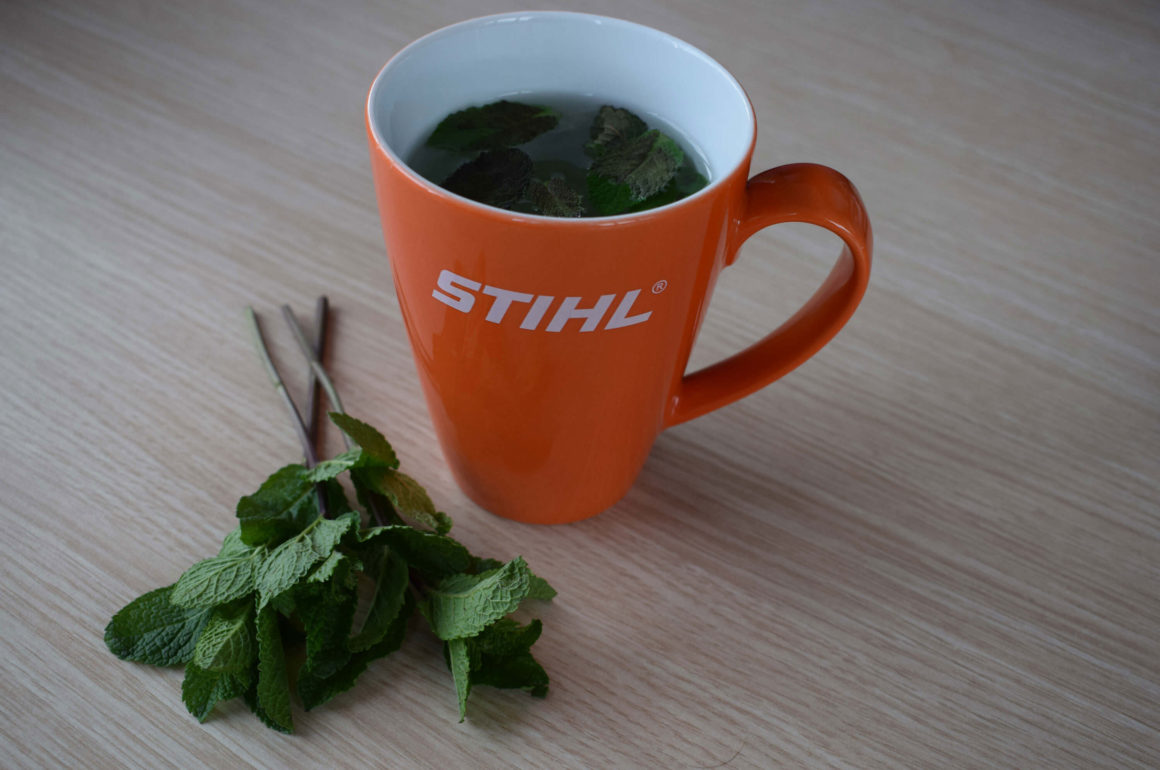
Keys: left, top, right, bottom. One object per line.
{"left": 366, "top": 11, "right": 872, "bottom": 524}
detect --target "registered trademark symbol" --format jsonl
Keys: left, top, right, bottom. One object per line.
{"left": 651, "top": 280, "right": 668, "bottom": 294}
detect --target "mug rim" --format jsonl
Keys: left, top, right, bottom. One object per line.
{"left": 366, "top": 10, "right": 757, "bottom": 225}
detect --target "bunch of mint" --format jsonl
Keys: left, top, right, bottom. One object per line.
{"left": 425, "top": 100, "right": 707, "bottom": 217}
{"left": 104, "top": 301, "right": 554, "bottom": 732}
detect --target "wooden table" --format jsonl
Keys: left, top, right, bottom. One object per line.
{"left": 2, "top": 1, "right": 1157, "bottom": 766}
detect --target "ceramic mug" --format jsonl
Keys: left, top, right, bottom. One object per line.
{"left": 366, "top": 11, "right": 872, "bottom": 524}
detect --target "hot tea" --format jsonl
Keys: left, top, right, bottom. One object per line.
{"left": 407, "top": 94, "right": 709, "bottom": 217}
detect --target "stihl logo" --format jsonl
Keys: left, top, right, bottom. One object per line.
{"left": 432, "top": 269, "right": 657, "bottom": 332}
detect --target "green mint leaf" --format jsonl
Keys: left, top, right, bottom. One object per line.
{"left": 268, "top": 589, "right": 297, "bottom": 616}
{"left": 104, "top": 584, "right": 212, "bottom": 666}
{"left": 470, "top": 617, "right": 541, "bottom": 656}
{"left": 423, "top": 557, "right": 531, "bottom": 641}
{"left": 361, "top": 467, "right": 451, "bottom": 534}
{"left": 585, "top": 173, "right": 635, "bottom": 217}
{"left": 350, "top": 548, "right": 409, "bottom": 652}
{"left": 298, "top": 590, "right": 415, "bottom": 711}
{"left": 243, "top": 685, "right": 284, "bottom": 734}
{"left": 426, "top": 100, "right": 559, "bottom": 152}
{"left": 255, "top": 512, "right": 360, "bottom": 608}
{"left": 526, "top": 574, "right": 557, "bottom": 601}
{"left": 324, "top": 477, "right": 355, "bottom": 519}
{"left": 236, "top": 464, "right": 319, "bottom": 546}
{"left": 585, "top": 105, "right": 648, "bottom": 157}
{"left": 328, "top": 413, "right": 399, "bottom": 469}
{"left": 307, "top": 550, "right": 351, "bottom": 584}
{"left": 307, "top": 449, "right": 398, "bottom": 484}
{"left": 675, "top": 164, "right": 708, "bottom": 196}
{"left": 349, "top": 470, "right": 402, "bottom": 526}
{"left": 626, "top": 164, "right": 708, "bottom": 213}
{"left": 304, "top": 448, "right": 363, "bottom": 482}
{"left": 431, "top": 512, "right": 453, "bottom": 536}
{"left": 181, "top": 662, "right": 251, "bottom": 723}
{"left": 527, "top": 177, "right": 584, "bottom": 217}
{"left": 442, "top": 148, "right": 533, "bottom": 209}
{"left": 470, "top": 557, "right": 554, "bottom": 601}
{"left": 295, "top": 578, "right": 358, "bottom": 681}
{"left": 587, "top": 130, "right": 684, "bottom": 215}
{"left": 444, "top": 618, "right": 549, "bottom": 719}
{"left": 471, "top": 557, "right": 503, "bottom": 573}
{"left": 468, "top": 618, "right": 549, "bottom": 697}
{"left": 192, "top": 600, "right": 255, "bottom": 673}
{"left": 592, "top": 129, "right": 684, "bottom": 197}
{"left": 217, "top": 528, "right": 253, "bottom": 557}
{"left": 171, "top": 548, "right": 265, "bottom": 609}
{"left": 253, "top": 605, "right": 293, "bottom": 733}
{"left": 625, "top": 181, "right": 680, "bottom": 212}
{"left": 448, "top": 637, "right": 471, "bottom": 722}
{"left": 358, "top": 525, "right": 472, "bottom": 580}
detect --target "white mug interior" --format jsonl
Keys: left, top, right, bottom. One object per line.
{"left": 367, "top": 11, "right": 754, "bottom": 206}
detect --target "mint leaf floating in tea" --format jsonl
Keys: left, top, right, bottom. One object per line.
{"left": 104, "top": 298, "right": 556, "bottom": 732}
{"left": 443, "top": 148, "right": 533, "bottom": 208}
{"left": 627, "top": 162, "right": 709, "bottom": 213}
{"left": 527, "top": 177, "right": 584, "bottom": 217}
{"left": 585, "top": 104, "right": 648, "bottom": 157}
{"left": 587, "top": 129, "right": 684, "bottom": 215}
{"left": 413, "top": 98, "right": 705, "bottom": 216}
{"left": 426, "top": 99, "right": 559, "bottom": 152}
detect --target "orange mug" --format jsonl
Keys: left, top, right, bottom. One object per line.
{"left": 366, "top": 12, "right": 871, "bottom": 524}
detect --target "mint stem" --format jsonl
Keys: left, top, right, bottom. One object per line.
{"left": 280, "top": 304, "right": 351, "bottom": 449}
{"left": 305, "top": 296, "right": 329, "bottom": 453}
{"left": 245, "top": 306, "right": 329, "bottom": 518}
{"left": 280, "top": 303, "right": 398, "bottom": 527}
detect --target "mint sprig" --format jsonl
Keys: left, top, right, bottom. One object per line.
{"left": 104, "top": 299, "right": 555, "bottom": 732}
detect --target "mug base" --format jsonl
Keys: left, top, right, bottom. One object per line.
{"left": 451, "top": 469, "right": 632, "bottom": 525}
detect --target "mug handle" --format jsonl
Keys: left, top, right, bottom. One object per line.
{"left": 665, "top": 163, "right": 873, "bottom": 427}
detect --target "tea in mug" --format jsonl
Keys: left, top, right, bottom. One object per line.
{"left": 406, "top": 94, "right": 709, "bottom": 217}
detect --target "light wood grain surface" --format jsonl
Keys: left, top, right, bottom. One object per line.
{"left": 2, "top": 0, "right": 1157, "bottom": 767}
